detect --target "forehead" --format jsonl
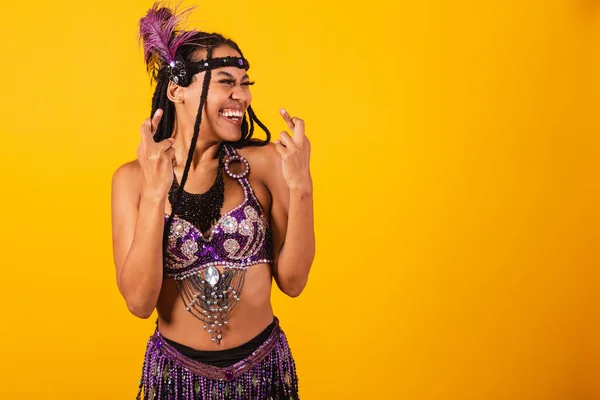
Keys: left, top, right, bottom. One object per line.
{"left": 190, "top": 44, "right": 243, "bottom": 62}
{"left": 211, "top": 45, "right": 248, "bottom": 76}
{"left": 211, "top": 45, "right": 242, "bottom": 59}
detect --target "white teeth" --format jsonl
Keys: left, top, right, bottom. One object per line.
{"left": 220, "top": 110, "right": 243, "bottom": 118}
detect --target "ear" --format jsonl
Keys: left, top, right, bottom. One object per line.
{"left": 166, "top": 81, "right": 184, "bottom": 103}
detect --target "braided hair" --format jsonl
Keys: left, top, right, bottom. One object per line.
{"left": 140, "top": 7, "right": 271, "bottom": 255}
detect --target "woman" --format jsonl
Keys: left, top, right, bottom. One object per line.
{"left": 110, "top": 3, "right": 315, "bottom": 399}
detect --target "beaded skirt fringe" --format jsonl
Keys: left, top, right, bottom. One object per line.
{"left": 136, "top": 319, "right": 299, "bottom": 400}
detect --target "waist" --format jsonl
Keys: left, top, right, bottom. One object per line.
{"left": 157, "top": 316, "right": 278, "bottom": 368}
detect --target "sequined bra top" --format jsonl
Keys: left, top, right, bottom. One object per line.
{"left": 163, "top": 146, "right": 273, "bottom": 280}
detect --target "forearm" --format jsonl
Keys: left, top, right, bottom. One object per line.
{"left": 119, "top": 193, "right": 166, "bottom": 318}
{"left": 275, "top": 189, "right": 315, "bottom": 297}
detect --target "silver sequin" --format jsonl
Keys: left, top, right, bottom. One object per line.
{"left": 170, "top": 221, "right": 189, "bottom": 238}
{"left": 181, "top": 240, "right": 198, "bottom": 257}
{"left": 244, "top": 206, "right": 259, "bottom": 221}
{"left": 220, "top": 215, "right": 238, "bottom": 234}
{"left": 223, "top": 238, "right": 240, "bottom": 255}
{"left": 238, "top": 219, "right": 254, "bottom": 236}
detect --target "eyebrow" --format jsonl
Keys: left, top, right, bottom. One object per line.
{"left": 215, "top": 71, "right": 250, "bottom": 80}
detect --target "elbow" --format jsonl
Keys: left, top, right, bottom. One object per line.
{"left": 117, "top": 272, "right": 159, "bottom": 319}
{"left": 125, "top": 298, "right": 155, "bottom": 319}
{"left": 283, "top": 286, "right": 305, "bottom": 298}
{"left": 278, "top": 272, "right": 310, "bottom": 298}
{"left": 274, "top": 255, "right": 314, "bottom": 298}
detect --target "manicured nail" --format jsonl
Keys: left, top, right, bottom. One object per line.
{"left": 280, "top": 108, "right": 286, "bottom": 115}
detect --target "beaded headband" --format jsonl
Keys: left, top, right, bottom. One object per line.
{"left": 168, "top": 56, "right": 250, "bottom": 86}
{"left": 139, "top": 3, "right": 251, "bottom": 87}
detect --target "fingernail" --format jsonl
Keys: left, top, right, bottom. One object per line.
{"left": 280, "top": 108, "right": 286, "bottom": 115}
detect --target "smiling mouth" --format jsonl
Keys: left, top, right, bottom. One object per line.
{"left": 219, "top": 109, "right": 244, "bottom": 123}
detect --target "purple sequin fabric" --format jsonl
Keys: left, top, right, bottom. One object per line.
{"left": 136, "top": 318, "right": 300, "bottom": 400}
{"left": 163, "top": 145, "right": 273, "bottom": 281}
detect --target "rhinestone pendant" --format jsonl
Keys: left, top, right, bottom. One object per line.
{"left": 205, "top": 266, "right": 220, "bottom": 286}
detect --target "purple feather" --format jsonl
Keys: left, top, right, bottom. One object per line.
{"left": 138, "top": 1, "right": 197, "bottom": 77}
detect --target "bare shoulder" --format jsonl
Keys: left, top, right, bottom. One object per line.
{"left": 112, "top": 159, "right": 143, "bottom": 194}
{"left": 236, "top": 142, "right": 279, "bottom": 167}
{"left": 236, "top": 142, "right": 281, "bottom": 185}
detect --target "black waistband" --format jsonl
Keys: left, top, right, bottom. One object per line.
{"left": 160, "top": 318, "right": 277, "bottom": 368}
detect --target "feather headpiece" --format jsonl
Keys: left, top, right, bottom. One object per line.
{"left": 138, "top": 1, "right": 197, "bottom": 81}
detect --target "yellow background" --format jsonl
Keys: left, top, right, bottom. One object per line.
{"left": 1, "top": 0, "right": 599, "bottom": 398}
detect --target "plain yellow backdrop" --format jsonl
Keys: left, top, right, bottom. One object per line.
{"left": 1, "top": 0, "right": 599, "bottom": 399}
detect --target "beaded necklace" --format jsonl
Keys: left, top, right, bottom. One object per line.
{"left": 168, "top": 144, "right": 226, "bottom": 237}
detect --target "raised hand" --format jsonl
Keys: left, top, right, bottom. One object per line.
{"left": 274, "top": 109, "right": 312, "bottom": 193}
{"left": 136, "top": 109, "right": 176, "bottom": 199}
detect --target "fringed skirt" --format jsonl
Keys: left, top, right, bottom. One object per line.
{"left": 136, "top": 317, "right": 299, "bottom": 399}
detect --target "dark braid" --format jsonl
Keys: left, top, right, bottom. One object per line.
{"left": 163, "top": 47, "right": 214, "bottom": 250}
{"left": 149, "top": 78, "right": 174, "bottom": 143}
{"left": 238, "top": 105, "right": 270, "bottom": 148}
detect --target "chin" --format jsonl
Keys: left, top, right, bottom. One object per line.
{"left": 219, "top": 130, "right": 243, "bottom": 142}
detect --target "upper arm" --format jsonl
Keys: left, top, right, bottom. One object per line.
{"left": 257, "top": 143, "right": 290, "bottom": 268}
{"left": 111, "top": 161, "right": 142, "bottom": 289}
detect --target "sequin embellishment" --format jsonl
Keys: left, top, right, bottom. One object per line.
{"left": 181, "top": 240, "right": 198, "bottom": 257}
{"left": 244, "top": 205, "right": 259, "bottom": 221}
{"left": 238, "top": 219, "right": 254, "bottom": 236}
{"left": 220, "top": 215, "right": 238, "bottom": 234}
{"left": 162, "top": 145, "right": 273, "bottom": 345}
{"left": 223, "top": 238, "right": 240, "bottom": 255}
{"left": 170, "top": 222, "right": 189, "bottom": 238}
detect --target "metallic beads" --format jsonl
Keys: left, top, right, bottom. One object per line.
{"left": 181, "top": 239, "right": 198, "bottom": 257}
{"left": 244, "top": 205, "right": 258, "bottom": 221}
{"left": 170, "top": 222, "right": 189, "bottom": 238}
{"left": 220, "top": 215, "right": 238, "bottom": 234}
{"left": 223, "top": 238, "right": 240, "bottom": 255}
{"left": 161, "top": 145, "right": 275, "bottom": 344}
{"left": 138, "top": 318, "right": 299, "bottom": 399}
{"left": 224, "top": 155, "right": 250, "bottom": 179}
{"left": 238, "top": 219, "right": 254, "bottom": 237}
{"left": 168, "top": 60, "right": 187, "bottom": 85}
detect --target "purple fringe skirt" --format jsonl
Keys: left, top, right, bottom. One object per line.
{"left": 136, "top": 317, "right": 299, "bottom": 399}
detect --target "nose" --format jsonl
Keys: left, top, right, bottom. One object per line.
{"left": 230, "top": 84, "right": 251, "bottom": 104}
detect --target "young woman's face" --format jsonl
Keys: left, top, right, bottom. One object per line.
{"left": 179, "top": 45, "right": 253, "bottom": 143}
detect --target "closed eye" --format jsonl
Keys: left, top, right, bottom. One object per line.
{"left": 217, "top": 79, "right": 255, "bottom": 86}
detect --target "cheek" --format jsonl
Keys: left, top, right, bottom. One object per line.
{"left": 204, "top": 88, "right": 228, "bottom": 115}
{"left": 182, "top": 90, "right": 201, "bottom": 115}
{"left": 204, "top": 96, "right": 221, "bottom": 118}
